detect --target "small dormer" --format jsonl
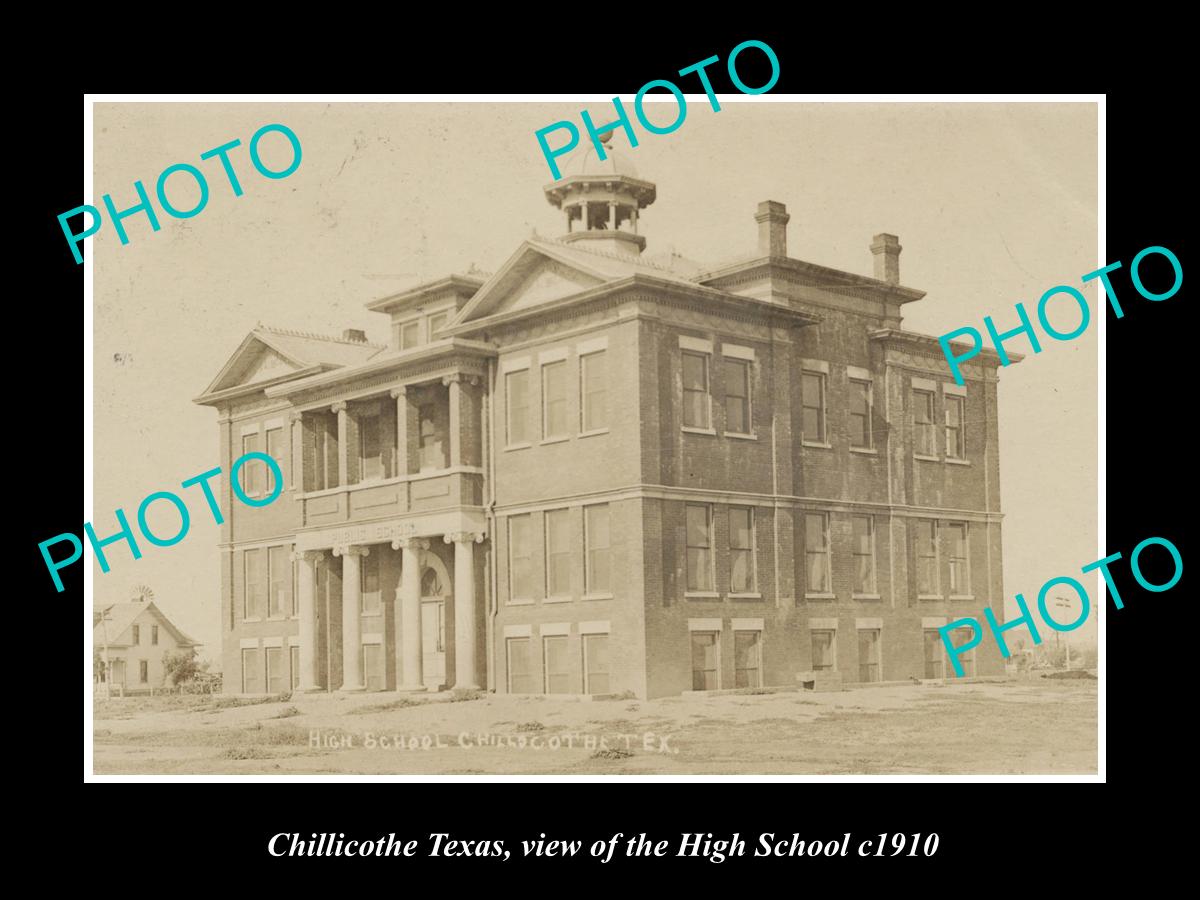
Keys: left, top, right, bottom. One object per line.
{"left": 364, "top": 274, "right": 486, "bottom": 351}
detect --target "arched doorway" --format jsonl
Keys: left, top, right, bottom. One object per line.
{"left": 421, "top": 554, "right": 450, "bottom": 689}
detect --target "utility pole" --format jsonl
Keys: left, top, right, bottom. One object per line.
{"left": 1054, "top": 596, "right": 1073, "bottom": 671}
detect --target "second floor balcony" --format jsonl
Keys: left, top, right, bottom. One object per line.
{"left": 294, "top": 372, "right": 484, "bottom": 527}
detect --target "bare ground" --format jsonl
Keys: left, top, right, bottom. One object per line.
{"left": 91, "top": 678, "right": 1097, "bottom": 776}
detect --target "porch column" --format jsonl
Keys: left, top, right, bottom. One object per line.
{"left": 292, "top": 549, "right": 325, "bottom": 691}
{"left": 446, "top": 531, "right": 483, "bottom": 690}
{"left": 390, "top": 386, "right": 408, "bottom": 477}
{"left": 443, "top": 374, "right": 463, "bottom": 468}
{"left": 394, "top": 537, "right": 430, "bottom": 691}
{"left": 332, "top": 401, "right": 348, "bottom": 487}
{"left": 335, "top": 544, "right": 368, "bottom": 691}
{"left": 609, "top": 200, "right": 616, "bottom": 229}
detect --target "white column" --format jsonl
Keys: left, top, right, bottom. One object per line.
{"left": 332, "top": 401, "right": 348, "bottom": 487}
{"left": 443, "top": 374, "right": 462, "bottom": 468}
{"left": 446, "top": 532, "right": 482, "bottom": 690}
{"left": 609, "top": 200, "right": 616, "bottom": 229}
{"left": 394, "top": 537, "right": 430, "bottom": 691}
{"left": 580, "top": 200, "right": 589, "bottom": 231}
{"left": 292, "top": 550, "right": 324, "bottom": 691}
{"left": 390, "top": 386, "right": 408, "bottom": 477}
{"left": 335, "top": 544, "right": 368, "bottom": 691}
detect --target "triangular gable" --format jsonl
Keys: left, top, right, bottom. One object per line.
{"left": 201, "top": 332, "right": 310, "bottom": 397}
{"left": 456, "top": 241, "right": 609, "bottom": 324}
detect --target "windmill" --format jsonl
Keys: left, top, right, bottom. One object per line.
{"left": 130, "top": 584, "right": 155, "bottom": 604}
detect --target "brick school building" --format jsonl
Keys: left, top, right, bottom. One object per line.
{"left": 195, "top": 145, "right": 1012, "bottom": 698}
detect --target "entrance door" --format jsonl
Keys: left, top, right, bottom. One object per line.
{"left": 421, "top": 567, "right": 447, "bottom": 689}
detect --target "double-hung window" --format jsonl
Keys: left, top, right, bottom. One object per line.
{"left": 724, "top": 358, "right": 751, "bottom": 434}
{"left": 729, "top": 507, "right": 756, "bottom": 594}
{"left": 805, "top": 512, "right": 832, "bottom": 594}
{"left": 801, "top": 370, "right": 827, "bottom": 443}
{"left": 914, "top": 389, "right": 936, "bottom": 456}
{"left": 685, "top": 504, "right": 714, "bottom": 593}
{"left": 682, "top": 351, "right": 711, "bottom": 429}
{"left": 945, "top": 394, "right": 966, "bottom": 460}
{"left": 851, "top": 515, "right": 877, "bottom": 595}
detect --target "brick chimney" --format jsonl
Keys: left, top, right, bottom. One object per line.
{"left": 870, "top": 233, "right": 902, "bottom": 285}
{"left": 755, "top": 200, "right": 790, "bottom": 258}
{"left": 342, "top": 328, "right": 367, "bottom": 342}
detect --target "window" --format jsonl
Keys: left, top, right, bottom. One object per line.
{"left": 399, "top": 320, "right": 420, "bottom": 349}
{"left": 312, "top": 414, "right": 337, "bottom": 491}
{"left": 241, "top": 432, "right": 262, "bottom": 495}
{"left": 849, "top": 379, "right": 872, "bottom": 449}
{"left": 580, "top": 351, "right": 608, "bottom": 432}
{"left": 359, "top": 413, "right": 384, "bottom": 481}
{"left": 291, "top": 558, "right": 299, "bottom": 617}
{"left": 151, "top": 625, "right": 159, "bottom": 645}
{"left": 584, "top": 504, "right": 611, "bottom": 594}
{"left": 361, "top": 553, "right": 381, "bottom": 613}
{"left": 543, "top": 635, "right": 570, "bottom": 694}
{"left": 690, "top": 631, "right": 720, "bottom": 690}
{"left": 244, "top": 549, "right": 264, "bottom": 619}
{"left": 428, "top": 311, "right": 449, "bottom": 337}
{"left": 729, "top": 507, "right": 756, "bottom": 594}
{"left": 131, "top": 624, "right": 140, "bottom": 645}
{"left": 505, "top": 369, "right": 530, "bottom": 445}
{"left": 682, "top": 351, "right": 710, "bottom": 428}
{"left": 947, "top": 523, "right": 970, "bottom": 596}
{"left": 583, "top": 634, "right": 610, "bottom": 694}
{"left": 139, "top": 660, "right": 149, "bottom": 683}
{"left": 265, "top": 647, "right": 284, "bottom": 693}
{"left": 913, "top": 389, "right": 936, "bottom": 456}
{"left": 290, "top": 645, "right": 300, "bottom": 690}
{"left": 851, "top": 515, "right": 877, "bottom": 595}
{"left": 805, "top": 513, "right": 831, "bottom": 594}
{"left": 545, "top": 509, "right": 571, "bottom": 598}
{"left": 858, "top": 629, "right": 881, "bottom": 683}
{"left": 542, "top": 360, "right": 568, "bottom": 439}
{"left": 265, "top": 426, "right": 285, "bottom": 492}
{"left": 506, "top": 637, "right": 534, "bottom": 693}
{"left": 811, "top": 630, "right": 836, "bottom": 672}
{"left": 363, "top": 644, "right": 384, "bottom": 691}
{"left": 954, "top": 628, "right": 976, "bottom": 677}
{"left": 508, "top": 515, "right": 534, "bottom": 601}
{"left": 923, "top": 630, "right": 945, "bottom": 679}
{"left": 241, "top": 647, "right": 261, "bottom": 693}
{"left": 945, "top": 394, "right": 965, "bottom": 460}
{"left": 268, "top": 546, "right": 288, "bottom": 618}
{"left": 724, "top": 358, "right": 751, "bottom": 434}
{"left": 685, "top": 504, "right": 714, "bottom": 592}
{"left": 801, "top": 371, "right": 826, "bottom": 443}
{"left": 916, "top": 520, "right": 940, "bottom": 596}
{"left": 418, "top": 404, "right": 445, "bottom": 470}
{"left": 734, "top": 631, "right": 762, "bottom": 688}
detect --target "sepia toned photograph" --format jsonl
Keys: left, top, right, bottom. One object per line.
{"left": 88, "top": 98, "right": 1099, "bottom": 776}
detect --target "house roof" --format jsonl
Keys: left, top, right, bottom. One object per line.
{"left": 93, "top": 602, "right": 201, "bottom": 649}
{"left": 194, "top": 325, "right": 385, "bottom": 405}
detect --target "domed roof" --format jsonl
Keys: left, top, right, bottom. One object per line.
{"left": 561, "top": 141, "right": 640, "bottom": 179}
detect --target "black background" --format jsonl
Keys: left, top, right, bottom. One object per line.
{"left": 28, "top": 23, "right": 1187, "bottom": 881}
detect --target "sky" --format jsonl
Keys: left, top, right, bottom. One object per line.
{"left": 91, "top": 99, "right": 1099, "bottom": 661}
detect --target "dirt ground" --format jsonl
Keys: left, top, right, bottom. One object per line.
{"left": 91, "top": 678, "right": 1097, "bottom": 776}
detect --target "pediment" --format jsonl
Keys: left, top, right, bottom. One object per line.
{"left": 203, "top": 335, "right": 309, "bottom": 397}
{"left": 456, "top": 243, "right": 609, "bottom": 323}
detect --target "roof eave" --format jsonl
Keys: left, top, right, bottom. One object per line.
{"left": 696, "top": 256, "right": 927, "bottom": 304}
{"left": 263, "top": 338, "right": 499, "bottom": 398}
{"left": 445, "top": 273, "right": 821, "bottom": 337}
{"left": 364, "top": 274, "right": 486, "bottom": 313}
{"left": 192, "top": 365, "right": 327, "bottom": 406}
{"left": 869, "top": 328, "right": 1023, "bottom": 364}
